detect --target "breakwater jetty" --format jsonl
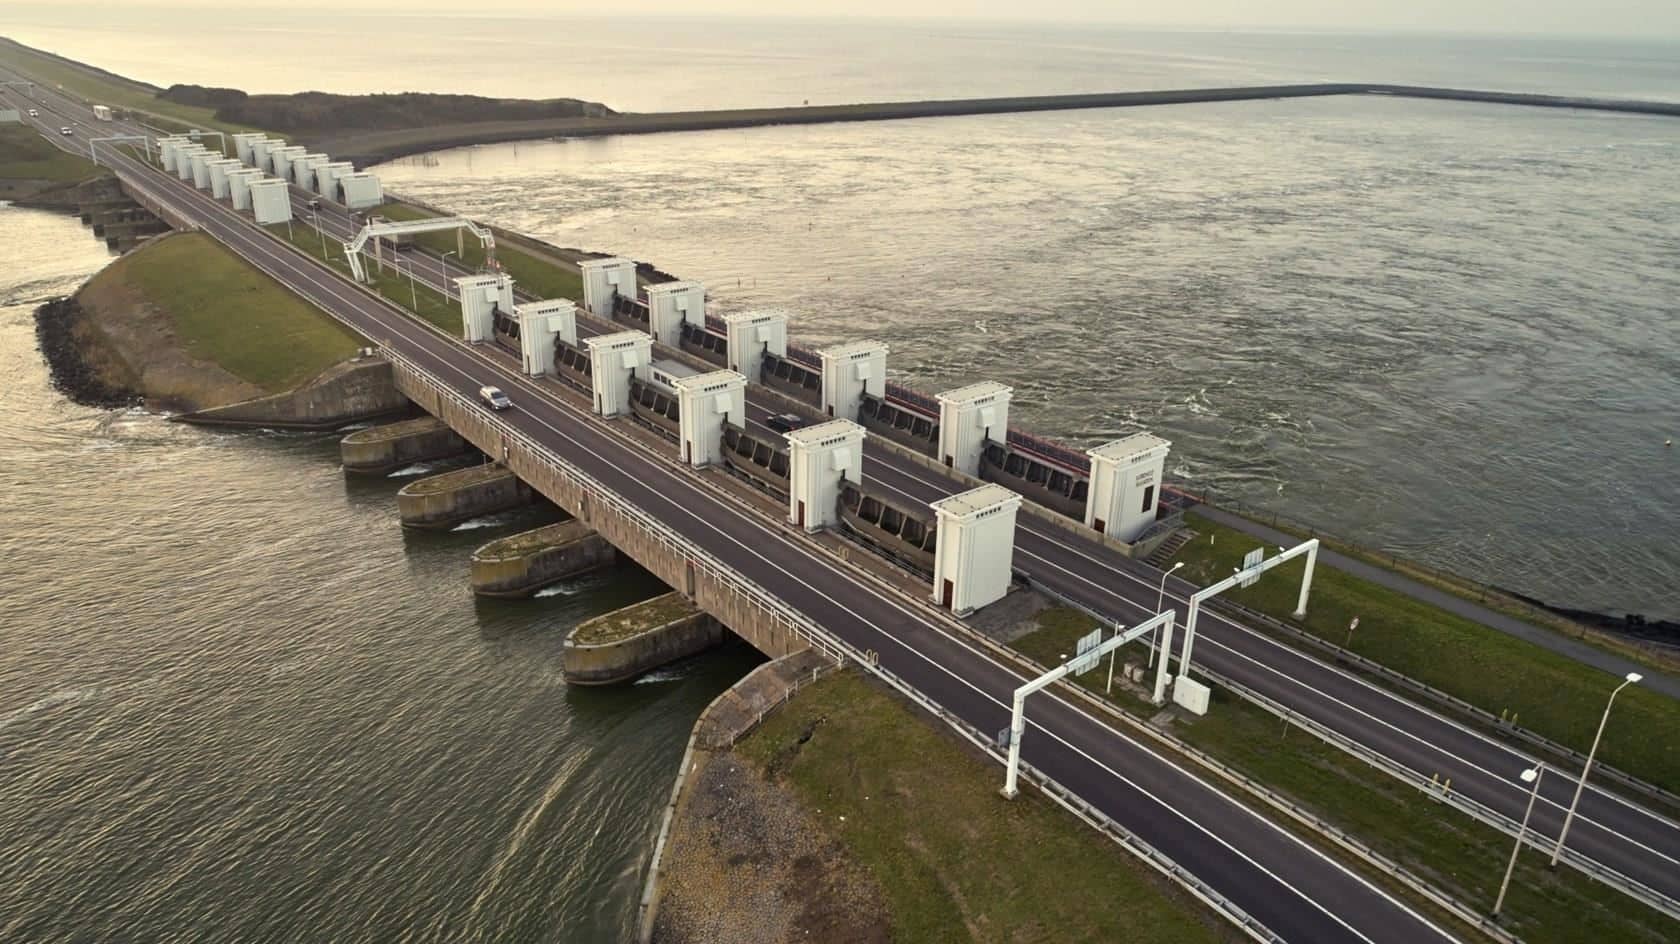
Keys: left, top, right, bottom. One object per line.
{"left": 326, "top": 82, "right": 1680, "bottom": 164}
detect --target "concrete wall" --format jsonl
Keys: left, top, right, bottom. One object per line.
{"left": 396, "top": 463, "right": 533, "bottom": 529}
{"left": 393, "top": 361, "right": 812, "bottom": 661}
{"left": 340, "top": 416, "right": 468, "bottom": 474}
{"left": 177, "top": 357, "right": 410, "bottom": 430}
{"left": 563, "top": 595, "right": 727, "bottom": 685}
{"left": 470, "top": 519, "right": 616, "bottom": 596}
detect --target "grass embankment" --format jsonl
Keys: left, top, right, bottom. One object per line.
{"left": 0, "top": 123, "right": 108, "bottom": 182}
{"left": 0, "top": 38, "right": 252, "bottom": 135}
{"left": 1170, "top": 512, "right": 1680, "bottom": 792}
{"left": 572, "top": 592, "right": 696, "bottom": 646}
{"left": 266, "top": 220, "right": 458, "bottom": 333}
{"left": 1010, "top": 607, "right": 1678, "bottom": 944}
{"left": 101, "top": 232, "right": 362, "bottom": 391}
{"left": 1226, "top": 503, "right": 1677, "bottom": 676}
{"left": 734, "top": 670, "right": 1237, "bottom": 943}
{"left": 375, "top": 201, "right": 585, "bottom": 301}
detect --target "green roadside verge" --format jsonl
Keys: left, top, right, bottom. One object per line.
{"left": 373, "top": 201, "right": 585, "bottom": 301}
{"left": 0, "top": 123, "right": 110, "bottom": 182}
{"left": 105, "top": 232, "right": 363, "bottom": 390}
{"left": 735, "top": 670, "right": 1238, "bottom": 943}
{"left": 1169, "top": 512, "right": 1680, "bottom": 794}
{"left": 266, "top": 220, "right": 458, "bottom": 334}
{"left": 1221, "top": 501, "right": 1676, "bottom": 677}
{"left": 1011, "top": 607, "right": 1679, "bottom": 944}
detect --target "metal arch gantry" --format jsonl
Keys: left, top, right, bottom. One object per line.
{"left": 89, "top": 134, "right": 153, "bottom": 167}
{"left": 176, "top": 129, "right": 228, "bottom": 156}
{"left": 1001, "top": 610, "right": 1176, "bottom": 799}
{"left": 341, "top": 217, "right": 496, "bottom": 283}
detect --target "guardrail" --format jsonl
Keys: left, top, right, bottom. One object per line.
{"left": 983, "top": 610, "right": 1526, "bottom": 944}
{"left": 1204, "top": 595, "right": 1680, "bottom": 810}
{"left": 1202, "top": 667, "right": 1680, "bottom": 921}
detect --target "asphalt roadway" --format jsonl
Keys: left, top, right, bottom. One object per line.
{"left": 8, "top": 71, "right": 1676, "bottom": 932}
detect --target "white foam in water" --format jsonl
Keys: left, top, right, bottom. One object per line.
{"left": 451, "top": 512, "right": 519, "bottom": 532}
{"left": 633, "top": 666, "right": 689, "bottom": 685}
{"left": 0, "top": 689, "right": 94, "bottom": 731}
{"left": 387, "top": 463, "right": 435, "bottom": 478}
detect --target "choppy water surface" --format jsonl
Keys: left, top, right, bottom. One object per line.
{"left": 378, "top": 96, "right": 1680, "bottom": 617}
{"left": 2, "top": 18, "right": 1679, "bottom": 944}
{"left": 0, "top": 205, "right": 761, "bottom": 941}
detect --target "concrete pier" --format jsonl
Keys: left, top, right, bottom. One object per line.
{"left": 563, "top": 592, "right": 726, "bottom": 685}
{"left": 339, "top": 415, "right": 467, "bottom": 474}
{"left": 469, "top": 519, "right": 616, "bottom": 597}
{"left": 396, "top": 462, "right": 534, "bottom": 530}
{"left": 178, "top": 356, "right": 409, "bottom": 431}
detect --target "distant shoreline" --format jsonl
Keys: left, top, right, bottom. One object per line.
{"left": 327, "top": 83, "right": 1680, "bottom": 166}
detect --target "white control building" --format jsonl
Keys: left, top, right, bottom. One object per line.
{"left": 930, "top": 483, "right": 1022, "bottom": 615}
{"left": 1085, "top": 434, "right": 1172, "bottom": 542}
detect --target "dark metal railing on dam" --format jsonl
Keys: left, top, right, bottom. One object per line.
{"left": 629, "top": 377, "right": 681, "bottom": 440}
{"left": 857, "top": 393, "right": 938, "bottom": 457}
{"left": 554, "top": 337, "right": 593, "bottom": 392}
{"left": 722, "top": 424, "right": 790, "bottom": 495}
{"left": 840, "top": 482, "right": 936, "bottom": 576}
{"left": 885, "top": 381, "right": 939, "bottom": 416}
{"left": 679, "top": 321, "right": 728, "bottom": 366}
{"left": 785, "top": 343, "right": 820, "bottom": 369}
{"left": 760, "top": 353, "right": 821, "bottom": 405}
{"left": 981, "top": 441, "right": 1088, "bottom": 520}
{"left": 1006, "top": 429, "right": 1092, "bottom": 476}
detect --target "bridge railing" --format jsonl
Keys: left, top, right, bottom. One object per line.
{"left": 383, "top": 349, "right": 847, "bottom": 668}
{"left": 382, "top": 346, "right": 1284, "bottom": 942}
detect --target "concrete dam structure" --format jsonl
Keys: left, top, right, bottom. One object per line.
{"left": 18, "top": 69, "right": 1679, "bottom": 942}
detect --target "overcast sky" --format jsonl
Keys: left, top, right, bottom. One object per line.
{"left": 93, "top": 1, "right": 1680, "bottom": 39}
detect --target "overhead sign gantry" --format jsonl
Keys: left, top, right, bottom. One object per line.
{"left": 342, "top": 217, "right": 496, "bottom": 283}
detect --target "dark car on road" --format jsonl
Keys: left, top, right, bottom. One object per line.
{"left": 479, "top": 385, "right": 512, "bottom": 411}
{"left": 765, "top": 413, "right": 806, "bottom": 434}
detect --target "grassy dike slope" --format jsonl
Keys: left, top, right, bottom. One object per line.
{"left": 660, "top": 670, "right": 1238, "bottom": 943}
{"left": 0, "top": 123, "right": 109, "bottom": 205}
{"left": 1169, "top": 512, "right": 1680, "bottom": 792}
{"left": 69, "top": 232, "right": 364, "bottom": 409}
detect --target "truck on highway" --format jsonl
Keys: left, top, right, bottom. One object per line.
{"left": 92, "top": 104, "right": 112, "bottom": 121}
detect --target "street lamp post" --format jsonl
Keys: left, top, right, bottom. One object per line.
{"left": 1107, "top": 563, "right": 1182, "bottom": 695}
{"left": 1146, "top": 561, "right": 1185, "bottom": 670}
{"left": 309, "top": 209, "right": 326, "bottom": 259}
{"left": 1549, "top": 672, "right": 1641, "bottom": 867}
{"left": 1493, "top": 765, "right": 1543, "bottom": 918}
{"left": 401, "top": 259, "right": 418, "bottom": 310}
{"left": 441, "top": 250, "right": 457, "bottom": 302}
